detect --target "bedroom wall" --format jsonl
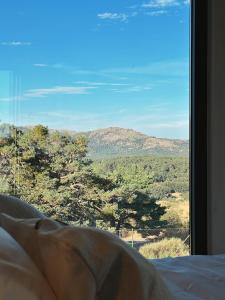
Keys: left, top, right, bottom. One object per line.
{"left": 207, "top": 0, "right": 225, "bottom": 254}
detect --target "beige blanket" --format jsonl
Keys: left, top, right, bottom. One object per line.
{"left": 0, "top": 213, "right": 174, "bottom": 299}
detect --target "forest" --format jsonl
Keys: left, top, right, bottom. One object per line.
{"left": 0, "top": 124, "right": 189, "bottom": 257}
{"left": 93, "top": 156, "right": 188, "bottom": 199}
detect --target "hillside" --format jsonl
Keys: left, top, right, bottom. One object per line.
{"left": 74, "top": 127, "right": 189, "bottom": 158}
{"left": 0, "top": 124, "right": 189, "bottom": 158}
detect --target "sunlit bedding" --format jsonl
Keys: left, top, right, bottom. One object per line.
{"left": 2, "top": 217, "right": 225, "bottom": 300}
{"left": 0, "top": 212, "right": 224, "bottom": 299}
{"left": 0, "top": 194, "right": 224, "bottom": 300}
{"left": 0, "top": 213, "right": 174, "bottom": 300}
{"left": 153, "top": 254, "right": 225, "bottom": 300}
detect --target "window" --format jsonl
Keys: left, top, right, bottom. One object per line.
{"left": 0, "top": 0, "right": 190, "bottom": 258}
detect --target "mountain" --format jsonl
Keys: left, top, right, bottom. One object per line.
{"left": 0, "top": 124, "right": 189, "bottom": 158}
{"left": 74, "top": 127, "right": 189, "bottom": 158}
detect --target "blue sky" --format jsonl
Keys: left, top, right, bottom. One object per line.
{"left": 0, "top": 0, "right": 190, "bottom": 139}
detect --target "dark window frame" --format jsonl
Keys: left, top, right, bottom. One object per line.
{"left": 190, "top": 0, "right": 208, "bottom": 254}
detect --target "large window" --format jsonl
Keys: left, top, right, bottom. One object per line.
{"left": 0, "top": 0, "right": 190, "bottom": 258}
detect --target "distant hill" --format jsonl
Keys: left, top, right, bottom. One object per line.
{"left": 0, "top": 124, "right": 189, "bottom": 158}
{"left": 74, "top": 127, "right": 189, "bottom": 158}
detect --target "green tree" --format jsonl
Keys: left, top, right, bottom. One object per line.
{"left": 0, "top": 124, "right": 166, "bottom": 232}
{"left": 0, "top": 125, "right": 102, "bottom": 223}
{"left": 94, "top": 186, "right": 166, "bottom": 234}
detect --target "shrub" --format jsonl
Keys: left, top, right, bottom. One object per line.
{"left": 139, "top": 237, "right": 189, "bottom": 259}
{"left": 159, "top": 197, "right": 189, "bottom": 228}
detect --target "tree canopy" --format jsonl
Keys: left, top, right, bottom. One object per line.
{"left": 0, "top": 124, "right": 166, "bottom": 232}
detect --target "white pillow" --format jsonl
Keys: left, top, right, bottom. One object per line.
{"left": 0, "top": 226, "right": 56, "bottom": 300}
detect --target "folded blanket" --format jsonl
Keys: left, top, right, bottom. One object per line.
{"left": 0, "top": 213, "right": 174, "bottom": 300}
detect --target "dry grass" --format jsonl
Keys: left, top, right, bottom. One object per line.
{"left": 159, "top": 193, "right": 189, "bottom": 228}
{"left": 139, "top": 237, "right": 189, "bottom": 259}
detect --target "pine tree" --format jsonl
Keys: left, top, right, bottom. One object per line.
{"left": 0, "top": 124, "right": 166, "bottom": 232}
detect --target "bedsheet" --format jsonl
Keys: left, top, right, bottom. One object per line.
{"left": 152, "top": 254, "right": 225, "bottom": 300}
{"left": 0, "top": 213, "right": 174, "bottom": 300}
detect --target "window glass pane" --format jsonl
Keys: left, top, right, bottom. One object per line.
{"left": 0, "top": 0, "right": 190, "bottom": 258}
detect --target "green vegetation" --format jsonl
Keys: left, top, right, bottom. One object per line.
{"left": 92, "top": 156, "right": 189, "bottom": 200}
{"left": 0, "top": 124, "right": 166, "bottom": 233}
{"left": 0, "top": 123, "right": 190, "bottom": 257}
{"left": 139, "top": 238, "right": 189, "bottom": 259}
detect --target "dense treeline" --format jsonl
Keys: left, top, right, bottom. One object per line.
{"left": 93, "top": 156, "right": 189, "bottom": 200}
{"left": 0, "top": 124, "right": 167, "bottom": 233}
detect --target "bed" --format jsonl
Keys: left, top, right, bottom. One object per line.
{"left": 153, "top": 254, "right": 225, "bottom": 300}
{"left": 0, "top": 212, "right": 174, "bottom": 300}
{"left": 0, "top": 194, "right": 224, "bottom": 300}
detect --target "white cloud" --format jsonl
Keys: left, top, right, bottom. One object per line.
{"left": 17, "top": 110, "right": 122, "bottom": 132}
{"left": 142, "top": 0, "right": 180, "bottom": 8}
{"left": 33, "top": 64, "right": 48, "bottom": 67}
{"left": 146, "top": 10, "right": 168, "bottom": 16}
{"left": 75, "top": 81, "right": 130, "bottom": 86}
{"left": 39, "top": 111, "right": 100, "bottom": 122}
{"left": 97, "top": 13, "right": 128, "bottom": 22}
{"left": 8, "top": 108, "right": 188, "bottom": 139}
{"left": 0, "top": 41, "right": 31, "bottom": 46}
{"left": 32, "top": 63, "right": 70, "bottom": 70}
{"left": 96, "top": 0, "right": 188, "bottom": 25}
{"left": 75, "top": 81, "right": 152, "bottom": 93}
{"left": 101, "top": 60, "right": 189, "bottom": 77}
{"left": 75, "top": 81, "right": 106, "bottom": 86}
{"left": 24, "top": 86, "right": 96, "bottom": 98}
{"left": 145, "top": 120, "right": 188, "bottom": 129}
{"left": 97, "top": 11, "right": 139, "bottom": 24}
{"left": 110, "top": 84, "right": 152, "bottom": 93}
{"left": 72, "top": 60, "right": 188, "bottom": 78}
{"left": 127, "top": 85, "right": 152, "bottom": 92}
